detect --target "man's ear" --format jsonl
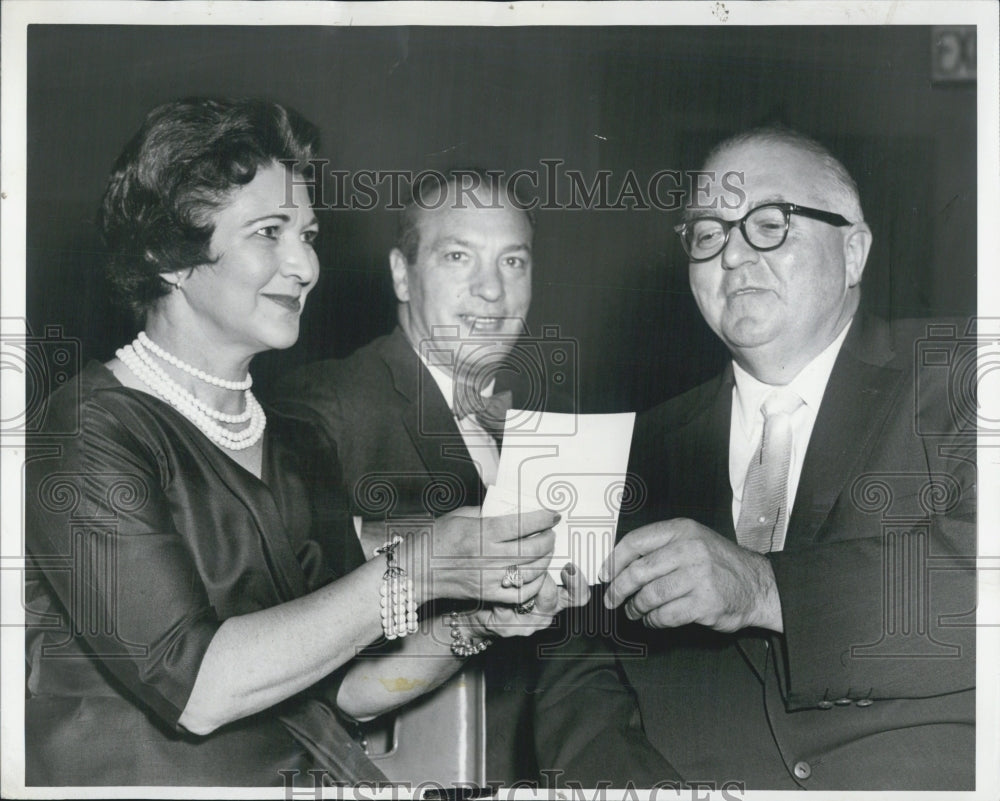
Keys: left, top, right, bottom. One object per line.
{"left": 389, "top": 248, "right": 410, "bottom": 302}
{"left": 843, "top": 222, "right": 872, "bottom": 288}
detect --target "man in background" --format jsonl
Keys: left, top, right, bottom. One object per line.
{"left": 276, "top": 169, "right": 571, "bottom": 783}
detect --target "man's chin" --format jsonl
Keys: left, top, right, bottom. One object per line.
{"left": 720, "top": 318, "right": 780, "bottom": 351}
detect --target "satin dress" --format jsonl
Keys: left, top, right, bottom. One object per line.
{"left": 24, "top": 361, "right": 381, "bottom": 786}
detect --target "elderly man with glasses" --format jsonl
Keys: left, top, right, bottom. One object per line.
{"left": 534, "top": 127, "right": 976, "bottom": 791}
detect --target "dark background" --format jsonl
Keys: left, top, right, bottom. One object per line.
{"left": 26, "top": 25, "right": 977, "bottom": 413}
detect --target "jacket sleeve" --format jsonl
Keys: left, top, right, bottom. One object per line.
{"left": 769, "top": 372, "right": 976, "bottom": 707}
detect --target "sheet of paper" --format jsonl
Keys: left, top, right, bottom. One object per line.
{"left": 481, "top": 411, "right": 636, "bottom": 584}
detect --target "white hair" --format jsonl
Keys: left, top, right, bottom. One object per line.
{"left": 705, "top": 125, "right": 865, "bottom": 223}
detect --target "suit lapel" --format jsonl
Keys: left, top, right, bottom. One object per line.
{"left": 675, "top": 368, "right": 736, "bottom": 541}
{"left": 786, "top": 316, "right": 904, "bottom": 547}
{"left": 629, "top": 369, "right": 736, "bottom": 540}
{"left": 380, "top": 329, "right": 485, "bottom": 498}
{"left": 693, "top": 370, "right": 774, "bottom": 679}
{"left": 707, "top": 373, "right": 737, "bottom": 541}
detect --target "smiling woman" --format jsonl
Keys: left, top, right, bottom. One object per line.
{"left": 163, "top": 163, "right": 320, "bottom": 354}
{"left": 23, "top": 97, "right": 587, "bottom": 787}
{"left": 98, "top": 99, "right": 323, "bottom": 474}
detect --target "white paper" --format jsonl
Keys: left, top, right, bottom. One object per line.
{"left": 481, "top": 411, "right": 636, "bottom": 584}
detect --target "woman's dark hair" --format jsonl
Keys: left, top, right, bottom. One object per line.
{"left": 98, "top": 97, "right": 320, "bottom": 320}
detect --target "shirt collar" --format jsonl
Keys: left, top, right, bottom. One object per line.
{"left": 732, "top": 319, "right": 853, "bottom": 435}
{"left": 416, "top": 349, "right": 495, "bottom": 416}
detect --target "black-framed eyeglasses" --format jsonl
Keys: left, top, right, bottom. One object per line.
{"left": 673, "top": 202, "right": 852, "bottom": 262}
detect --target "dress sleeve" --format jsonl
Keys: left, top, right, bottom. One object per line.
{"left": 26, "top": 397, "right": 221, "bottom": 729}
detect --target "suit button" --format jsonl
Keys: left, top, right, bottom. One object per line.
{"left": 856, "top": 698, "right": 874, "bottom": 707}
{"left": 793, "top": 761, "right": 812, "bottom": 780}
{"left": 834, "top": 697, "right": 852, "bottom": 706}
{"left": 817, "top": 700, "right": 834, "bottom": 709}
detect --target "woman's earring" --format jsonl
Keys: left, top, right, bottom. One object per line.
{"left": 162, "top": 266, "right": 193, "bottom": 291}
{"left": 175, "top": 267, "right": 195, "bottom": 290}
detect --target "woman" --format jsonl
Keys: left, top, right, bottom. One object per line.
{"left": 24, "top": 97, "right": 587, "bottom": 786}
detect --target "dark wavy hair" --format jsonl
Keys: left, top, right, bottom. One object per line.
{"left": 98, "top": 97, "right": 320, "bottom": 321}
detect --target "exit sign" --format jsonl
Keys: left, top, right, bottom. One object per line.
{"left": 932, "top": 27, "right": 976, "bottom": 83}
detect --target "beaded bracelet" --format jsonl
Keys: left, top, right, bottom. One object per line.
{"left": 374, "top": 536, "right": 419, "bottom": 639}
{"left": 448, "top": 611, "right": 491, "bottom": 658}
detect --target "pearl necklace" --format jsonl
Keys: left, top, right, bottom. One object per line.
{"left": 116, "top": 337, "right": 266, "bottom": 451}
{"left": 131, "top": 336, "right": 252, "bottom": 423}
{"left": 138, "top": 331, "right": 252, "bottom": 390}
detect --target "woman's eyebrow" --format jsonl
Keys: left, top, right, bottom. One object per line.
{"left": 243, "top": 213, "right": 291, "bottom": 227}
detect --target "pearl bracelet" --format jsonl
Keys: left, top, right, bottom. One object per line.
{"left": 448, "top": 611, "right": 491, "bottom": 658}
{"left": 374, "top": 537, "right": 419, "bottom": 639}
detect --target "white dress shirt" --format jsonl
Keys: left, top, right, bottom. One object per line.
{"left": 420, "top": 358, "right": 501, "bottom": 488}
{"left": 729, "top": 321, "right": 853, "bottom": 543}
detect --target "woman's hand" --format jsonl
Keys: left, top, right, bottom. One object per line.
{"left": 464, "top": 562, "right": 591, "bottom": 639}
{"left": 404, "top": 507, "right": 559, "bottom": 605}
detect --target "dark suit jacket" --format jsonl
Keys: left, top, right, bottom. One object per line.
{"left": 534, "top": 316, "right": 976, "bottom": 790}
{"left": 273, "top": 325, "right": 573, "bottom": 783}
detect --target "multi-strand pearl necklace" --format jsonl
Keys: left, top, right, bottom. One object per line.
{"left": 116, "top": 333, "right": 266, "bottom": 450}
{"left": 137, "top": 331, "right": 252, "bottom": 390}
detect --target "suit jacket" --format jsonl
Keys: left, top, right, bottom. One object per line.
{"left": 534, "top": 316, "right": 976, "bottom": 790}
{"left": 274, "top": 326, "right": 571, "bottom": 516}
{"left": 273, "top": 326, "right": 573, "bottom": 782}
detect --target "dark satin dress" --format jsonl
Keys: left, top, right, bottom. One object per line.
{"left": 24, "top": 361, "right": 380, "bottom": 786}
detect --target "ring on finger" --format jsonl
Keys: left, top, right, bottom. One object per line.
{"left": 501, "top": 564, "right": 524, "bottom": 589}
{"left": 515, "top": 599, "right": 536, "bottom": 614}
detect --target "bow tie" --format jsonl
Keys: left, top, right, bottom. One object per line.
{"left": 454, "top": 388, "right": 513, "bottom": 445}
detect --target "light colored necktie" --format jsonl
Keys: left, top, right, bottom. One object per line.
{"left": 735, "top": 388, "right": 804, "bottom": 553}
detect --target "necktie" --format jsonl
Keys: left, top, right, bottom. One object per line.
{"left": 454, "top": 388, "right": 513, "bottom": 447}
{"left": 735, "top": 388, "right": 804, "bottom": 553}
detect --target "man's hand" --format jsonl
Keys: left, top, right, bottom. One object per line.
{"left": 599, "top": 519, "right": 783, "bottom": 633}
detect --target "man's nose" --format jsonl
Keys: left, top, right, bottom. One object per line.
{"left": 471, "top": 258, "right": 504, "bottom": 301}
{"left": 720, "top": 227, "right": 760, "bottom": 271}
